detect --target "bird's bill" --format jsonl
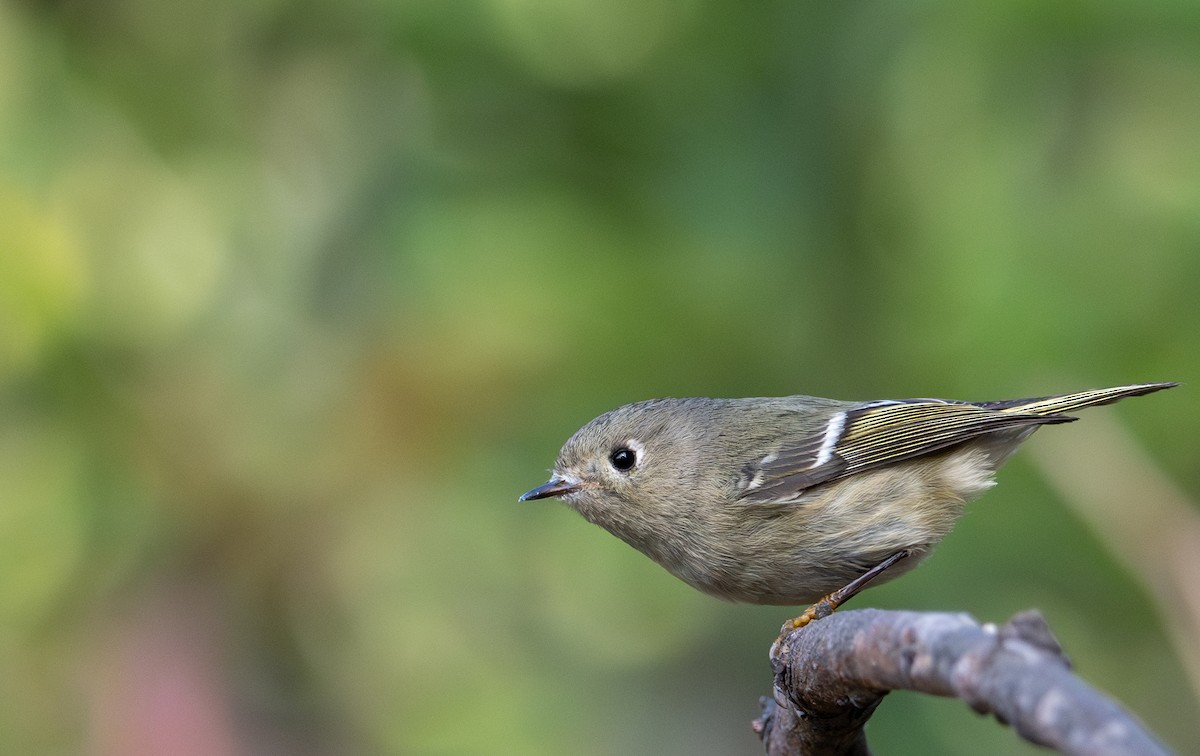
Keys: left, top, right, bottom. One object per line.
{"left": 519, "top": 477, "right": 580, "bottom": 501}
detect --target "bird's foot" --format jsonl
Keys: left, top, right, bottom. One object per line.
{"left": 775, "top": 549, "right": 913, "bottom": 640}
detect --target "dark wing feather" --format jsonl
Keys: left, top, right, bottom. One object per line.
{"left": 739, "top": 399, "right": 1072, "bottom": 504}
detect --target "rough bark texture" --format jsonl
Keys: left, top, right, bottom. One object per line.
{"left": 754, "top": 608, "right": 1169, "bottom": 755}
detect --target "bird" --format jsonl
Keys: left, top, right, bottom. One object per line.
{"left": 520, "top": 382, "right": 1177, "bottom": 630}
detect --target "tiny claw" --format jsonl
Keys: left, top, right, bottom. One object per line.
{"left": 772, "top": 599, "right": 832, "bottom": 651}
{"left": 786, "top": 596, "right": 836, "bottom": 631}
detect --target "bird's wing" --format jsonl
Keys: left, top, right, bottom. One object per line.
{"left": 737, "top": 399, "right": 1072, "bottom": 504}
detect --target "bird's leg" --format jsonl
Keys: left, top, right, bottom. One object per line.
{"left": 781, "top": 549, "right": 911, "bottom": 633}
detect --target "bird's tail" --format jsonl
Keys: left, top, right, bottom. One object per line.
{"left": 981, "top": 382, "right": 1178, "bottom": 416}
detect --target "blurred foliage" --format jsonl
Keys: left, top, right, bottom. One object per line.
{"left": 1, "top": 0, "right": 1198, "bottom": 753}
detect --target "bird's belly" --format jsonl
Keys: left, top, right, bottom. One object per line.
{"left": 681, "top": 447, "right": 998, "bottom": 605}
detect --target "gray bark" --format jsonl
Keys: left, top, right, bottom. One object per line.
{"left": 755, "top": 609, "right": 1169, "bottom": 755}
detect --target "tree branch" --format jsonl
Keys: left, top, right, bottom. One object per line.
{"left": 754, "top": 608, "right": 1169, "bottom": 755}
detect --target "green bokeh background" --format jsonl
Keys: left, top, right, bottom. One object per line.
{"left": 2, "top": 0, "right": 1198, "bottom": 753}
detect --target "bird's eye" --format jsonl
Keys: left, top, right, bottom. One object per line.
{"left": 609, "top": 447, "right": 637, "bottom": 472}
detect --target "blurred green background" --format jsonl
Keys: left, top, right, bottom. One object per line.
{"left": 2, "top": 0, "right": 1199, "bottom": 753}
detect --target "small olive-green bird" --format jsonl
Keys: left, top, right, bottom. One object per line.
{"left": 521, "top": 383, "right": 1176, "bottom": 626}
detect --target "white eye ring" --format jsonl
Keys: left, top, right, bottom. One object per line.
{"left": 609, "top": 438, "right": 644, "bottom": 473}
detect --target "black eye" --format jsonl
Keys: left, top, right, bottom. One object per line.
{"left": 609, "top": 447, "right": 637, "bottom": 472}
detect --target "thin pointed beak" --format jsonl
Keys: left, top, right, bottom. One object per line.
{"left": 519, "top": 477, "right": 581, "bottom": 501}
